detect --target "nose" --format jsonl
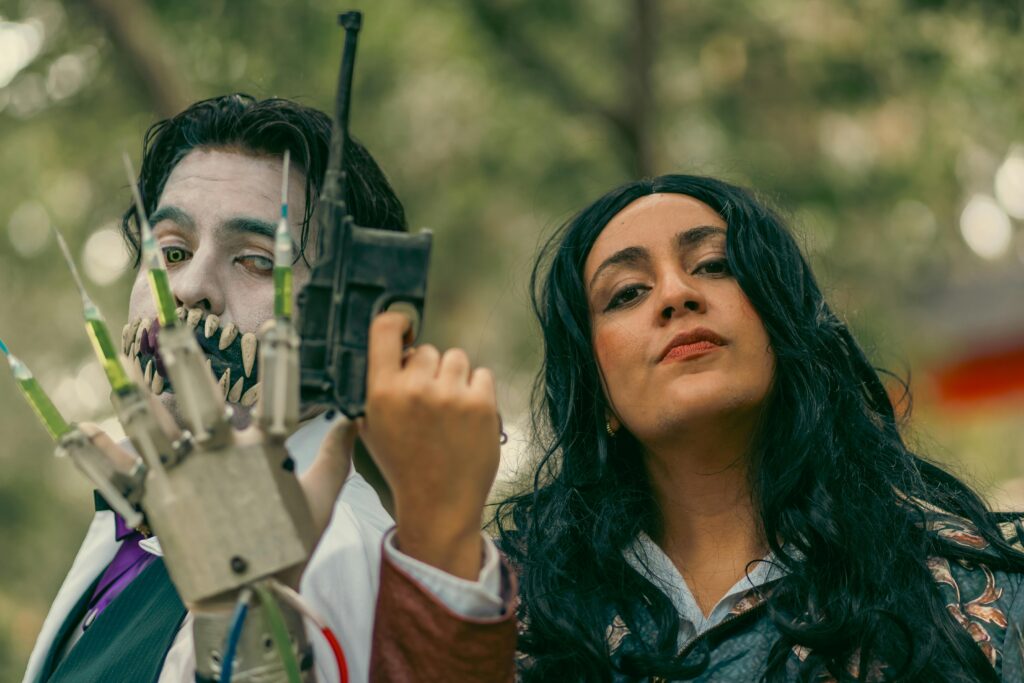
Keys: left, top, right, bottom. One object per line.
{"left": 169, "top": 249, "right": 225, "bottom": 314}
{"left": 658, "top": 271, "right": 706, "bottom": 322}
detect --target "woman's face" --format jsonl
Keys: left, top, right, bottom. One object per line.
{"left": 583, "top": 193, "right": 774, "bottom": 448}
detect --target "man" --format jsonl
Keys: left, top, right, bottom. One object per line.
{"left": 22, "top": 93, "right": 405, "bottom": 683}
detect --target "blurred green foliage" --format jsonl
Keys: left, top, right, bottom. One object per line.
{"left": 1, "top": 0, "right": 1022, "bottom": 677}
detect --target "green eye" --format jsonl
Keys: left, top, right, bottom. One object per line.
{"left": 163, "top": 246, "right": 189, "bottom": 264}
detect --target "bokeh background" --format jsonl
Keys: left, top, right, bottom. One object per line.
{"left": 1, "top": 0, "right": 1023, "bottom": 676}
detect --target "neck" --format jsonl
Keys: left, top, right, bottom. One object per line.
{"left": 642, "top": 413, "right": 766, "bottom": 613}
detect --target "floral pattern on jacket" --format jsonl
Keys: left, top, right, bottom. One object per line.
{"left": 597, "top": 511, "right": 1024, "bottom": 682}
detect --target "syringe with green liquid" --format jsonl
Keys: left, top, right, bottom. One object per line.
{"left": 274, "top": 150, "right": 294, "bottom": 321}
{"left": 53, "top": 228, "right": 135, "bottom": 395}
{"left": 123, "top": 153, "right": 178, "bottom": 328}
{"left": 0, "top": 338, "right": 71, "bottom": 441}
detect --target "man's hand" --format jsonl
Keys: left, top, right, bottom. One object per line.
{"left": 358, "top": 312, "right": 501, "bottom": 580}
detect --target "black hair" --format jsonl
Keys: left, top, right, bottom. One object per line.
{"left": 121, "top": 93, "right": 407, "bottom": 265}
{"left": 497, "top": 174, "right": 1024, "bottom": 681}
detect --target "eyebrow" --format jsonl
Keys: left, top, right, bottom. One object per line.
{"left": 222, "top": 216, "right": 276, "bottom": 241}
{"left": 588, "top": 224, "right": 727, "bottom": 290}
{"left": 677, "top": 224, "right": 727, "bottom": 248}
{"left": 149, "top": 205, "right": 280, "bottom": 243}
{"left": 149, "top": 205, "right": 194, "bottom": 230}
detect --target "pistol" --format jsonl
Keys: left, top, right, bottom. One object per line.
{"left": 297, "top": 11, "right": 432, "bottom": 417}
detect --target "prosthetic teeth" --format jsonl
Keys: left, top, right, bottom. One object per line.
{"left": 218, "top": 322, "right": 238, "bottom": 350}
{"left": 121, "top": 310, "right": 261, "bottom": 399}
{"left": 121, "top": 322, "right": 137, "bottom": 356}
{"left": 134, "top": 318, "right": 150, "bottom": 356}
{"left": 204, "top": 314, "right": 220, "bottom": 339}
{"left": 228, "top": 377, "right": 244, "bottom": 403}
{"left": 240, "top": 382, "right": 261, "bottom": 408}
{"left": 241, "top": 333, "right": 257, "bottom": 378}
{"left": 218, "top": 367, "right": 231, "bottom": 399}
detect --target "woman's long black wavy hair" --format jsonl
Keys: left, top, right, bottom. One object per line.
{"left": 496, "top": 174, "right": 1024, "bottom": 681}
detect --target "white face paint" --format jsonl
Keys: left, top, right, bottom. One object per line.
{"left": 125, "top": 148, "right": 312, "bottom": 419}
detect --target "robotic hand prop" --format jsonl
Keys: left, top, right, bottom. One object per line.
{"left": 5, "top": 214, "right": 332, "bottom": 682}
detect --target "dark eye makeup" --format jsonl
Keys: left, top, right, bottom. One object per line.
{"left": 163, "top": 246, "right": 190, "bottom": 264}
{"left": 604, "top": 284, "right": 650, "bottom": 312}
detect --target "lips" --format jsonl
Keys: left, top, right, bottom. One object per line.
{"left": 121, "top": 307, "right": 262, "bottom": 406}
{"left": 658, "top": 327, "right": 726, "bottom": 363}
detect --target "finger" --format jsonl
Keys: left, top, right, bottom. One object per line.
{"left": 437, "top": 348, "right": 471, "bottom": 385}
{"left": 468, "top": 367, "right": 497, "bottom": 403}
{"left": 368, "top": 312, "right": 412, "bottom": 383}
{"left": 79, "top": 422, "right": 141, "bottom": 473}
{"left": 404, "top": 343, "right": 441, "bottom": 376}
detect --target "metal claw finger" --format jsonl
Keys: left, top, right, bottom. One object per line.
{"left": 157, "top": 325, "right": 232, "bottom": 445}
{"left": 57, "top": 427, "right": 145, "bottom": 527}
{"left": 255, "top": 319, "right": 300, "bottom": 439}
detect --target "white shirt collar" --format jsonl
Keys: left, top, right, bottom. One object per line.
{"left": 623, "top": 531, "right": 785, "bottom": 637}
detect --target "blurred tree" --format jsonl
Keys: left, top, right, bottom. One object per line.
{"left": 463, "top": 0, "right": 658, "bottom": 176}
{"left": 77, "top": 0, "right": 192, "bottom": 116}
{"left": 0, "top": 0, "right": 1021, "bottom": 677}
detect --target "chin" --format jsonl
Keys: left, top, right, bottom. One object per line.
{"left": 659, "top": 380, "right": 767, "bottom": 423}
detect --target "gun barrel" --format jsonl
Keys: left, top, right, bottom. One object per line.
{"left": 335, "top": 11, "right": 362, "bottom": 139}
{"left": 297, "top": 11, "right": 433, "bottom": 417}
{"left": 320, "top": 12, "right": 362, "bottom": 207}
{"left": 316, "top": 11, "right": 362, "bottom": 268}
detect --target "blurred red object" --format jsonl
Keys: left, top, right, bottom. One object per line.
{"left": 933, "top": 339, "right": 1024, "bottom": 405}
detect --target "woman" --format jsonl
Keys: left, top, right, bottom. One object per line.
{"left": 360, "top": 175, "right": 1024, "bottom": 682}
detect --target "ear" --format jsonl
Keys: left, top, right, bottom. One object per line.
{"left": 606, "top": 412, "right": 621, "bottom": 434}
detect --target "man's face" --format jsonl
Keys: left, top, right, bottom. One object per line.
{"left": 124, "top": 148, "right": 311, "bottom": 417}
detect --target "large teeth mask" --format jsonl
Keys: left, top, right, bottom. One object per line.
{"left": 121, "top": 307, "right": 261, "bottom": 406}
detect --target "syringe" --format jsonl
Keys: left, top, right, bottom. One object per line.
{"left": 274, "top": 150, "right": 294, "bottom": 321}
{"left": 0, "top": 338, "right": 71, "bottom": 440}
{"left": 123, "top": 153, "right": 178, "bottom": 328}
{"left": 53, "top": 228, "right": 135, "bottom": 395}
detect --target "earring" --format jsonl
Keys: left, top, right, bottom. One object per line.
{"left": 605, "top": 420, "right": 617, "bottom": 438}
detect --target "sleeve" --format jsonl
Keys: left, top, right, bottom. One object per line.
{"left": 1000, "top": 574, "right": 1024, "bottom": 682}
{"left": 370, "top": 535, "right": 519, "bottom": 683}
{"left": 301, "top": 501, "right": 389, "bottom": 683}
{"left": 382, "top": 528, "right": 505, "bottom": 618}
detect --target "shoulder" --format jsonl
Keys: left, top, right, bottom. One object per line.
{"left": 924, "top": 510, "right": 1024, "bottom": 672}
{"left": 924, "top": 507, "right": 1024, "bottom": 554}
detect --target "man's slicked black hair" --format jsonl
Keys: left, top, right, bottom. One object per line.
{"left": 121, "top": 93, "right": 407, "bottom": 266}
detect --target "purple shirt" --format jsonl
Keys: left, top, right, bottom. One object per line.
{"left": 82, "top": 514, "right": 157, "bottom": 629}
